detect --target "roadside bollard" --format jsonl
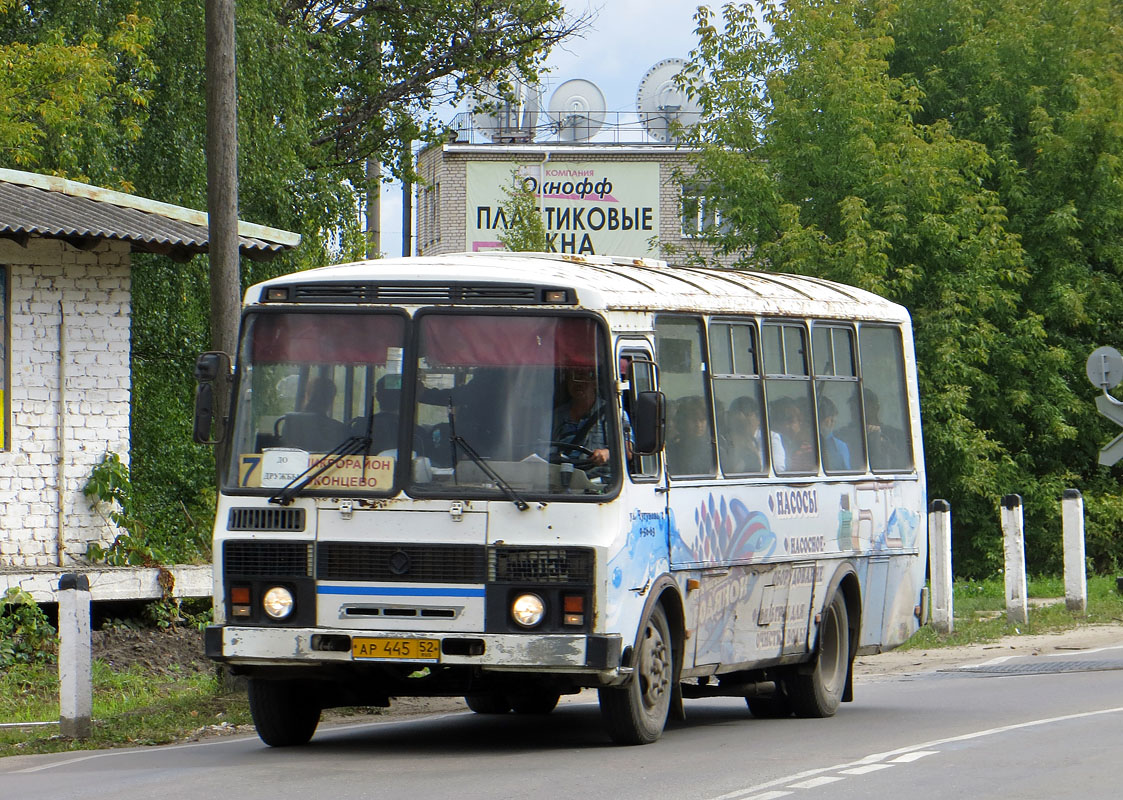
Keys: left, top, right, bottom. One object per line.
{"left": 1001, "top": 494, "right": 1029, "bottom": 626}
{"left": 928, "top": 499, "right": 953, "bottom": 634}
{"left": 1062, "top": 489, "right": 1087, "bottom": 613}
{"left": 58, "top": 573, "right": 92, "bottom": 738}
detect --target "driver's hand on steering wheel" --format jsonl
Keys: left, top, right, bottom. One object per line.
{"left": 590, "top": 447, "right": 609, "bottom": 465}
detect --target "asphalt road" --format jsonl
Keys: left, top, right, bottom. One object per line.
{"left": 3, "top": 637, "right": 1122, "bottom": 800}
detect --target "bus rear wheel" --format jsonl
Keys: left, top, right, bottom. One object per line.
{"left": 598, "top": 604, "right": 674, "bottom": 745}
{"left": 247, "top": 678, "right": 321, "bottom": 747}
{"left": 788, "top": 592, "right": 850, "bottom": 718}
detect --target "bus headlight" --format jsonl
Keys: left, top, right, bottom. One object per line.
{"left": 262, "top": 586, "right": 295, "bottom": 620}
{"left": 511, "top": 593, "right": 545, "bottom": 628}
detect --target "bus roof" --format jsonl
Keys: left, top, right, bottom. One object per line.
{"left": 248, "top": 252, "right": 910, "bottom": 323}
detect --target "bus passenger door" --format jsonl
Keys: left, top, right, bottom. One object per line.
{"left": 609, "top": 345, "right": 672, "bottom": 648}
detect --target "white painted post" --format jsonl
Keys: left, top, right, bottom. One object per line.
{"left": 1001, "top": 494, "right": 1029, "bottom": 625}
{"left": 1062, "top": 489, "right": 1087, "bottom": 613}
{"left": 928, "top": 499, "right": 953, "bottom": 634}
{"left": 58, "top": 573, "right": 92, "bottom": 738}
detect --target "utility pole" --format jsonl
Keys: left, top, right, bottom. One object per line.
{"left": 205, "top": 0, "right": 240, "bottom": 358}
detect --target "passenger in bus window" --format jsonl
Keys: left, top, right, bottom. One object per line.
{"left": 281, "top": 376, "right": 348, "bottom": 451}
{"left": 817, "top": 396, "right": 851, "bottom": 471}
{"left": 723, "top": 395, "right": 784, "bottom": 473}
{"left": 861, "top": 390, "right": 910, "bottom": 470}
{"left": 667, "top": 395, "right": 714, "bottom": 475}
{"left": 361, "top": 374, "right": 401, "bottom": 453}
{"left": 771, "top": 396, "right": 816, "bottom": 472}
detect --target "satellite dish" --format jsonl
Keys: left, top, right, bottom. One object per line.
{"left": 636, "top": 58, "right": 701, "bottom": 143}
{"left": 471, "top": 78, "right": 541, "bottom": 143}
{"left": 547, "top": 79, "right": 607, "bottom": 142}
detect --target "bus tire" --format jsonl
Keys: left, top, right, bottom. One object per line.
{"left": 789, "top": 592, "right": 850, "bottom": 718}
{"left": 598, "top": 604, "right": 674, "bottom": 745}
{"left": 509, "top": 692, "right": 560, "bottom": 714}
{"left": 247, "top": 678, "right": 321, "bottom": 747}
{"left": 464, "top": 693, "right": 511, "bottom": 714}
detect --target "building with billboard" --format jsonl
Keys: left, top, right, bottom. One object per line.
{"left": 414, "top": 61, "right": 735, "bottom": 266}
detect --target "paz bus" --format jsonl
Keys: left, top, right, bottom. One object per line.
{"left": 193, "top": 251, "right": 927, "bottom": 747}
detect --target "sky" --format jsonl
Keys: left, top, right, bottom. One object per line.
{"left": 375, "top": 0, "right": 709, "bottom": 257}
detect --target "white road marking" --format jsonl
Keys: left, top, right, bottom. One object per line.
{"left": 787, "top": 776, "right": 844, "bottom": 788}
{"left": 840, "top": 763, "right": 894, "bottom": 775}
{"left": 709, "top": 705, "right": 1123, "bottom": 800}
{"left": 890, "top": 750, "right": 938, "bottom": 763}
{"left": 1045, "top": 644, "right": 1123, "bottom": 658}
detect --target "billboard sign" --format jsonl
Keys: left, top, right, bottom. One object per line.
{"left": 466, "top": 161, "right": 660, "bottom": 257}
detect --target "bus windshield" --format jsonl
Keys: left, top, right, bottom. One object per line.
{"left": 226, "top": 309, "right": 408, "bottom": 496}
{"left": 225, "top": 309, "right": 621, "bottom": 499}
{"left": 409, "top": 312, "right": 620, "bottom": 498}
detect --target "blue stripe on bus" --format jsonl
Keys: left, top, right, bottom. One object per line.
{"left": 317, "top": 585, "right": 486, "bottom": 598}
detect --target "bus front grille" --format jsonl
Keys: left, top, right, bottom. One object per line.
{"left": 224, "top": 541, "right": 313, "bottom": 578}
{"left": 317, "top": 543, "right": 487, "bottom": 583}
{"left": 489, "top": 547, "right": 594, "bottom": 584}
{"left": 227, "top": 507, "right": 306, "bottom": 532}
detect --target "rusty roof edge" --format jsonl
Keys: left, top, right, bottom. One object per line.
{"left": 0, "top": 168, "right": 301, "bottom": 248}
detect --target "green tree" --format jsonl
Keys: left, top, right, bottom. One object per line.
{"left": 0, "top": 0, "right": 155, "bottom": 186}
{"left": 681, "top": 0, "right": 1104, "bottom": 575}
{"left": 497, "top": 170, "right": 547, "bottom": 252}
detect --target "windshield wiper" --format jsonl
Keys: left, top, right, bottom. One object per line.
{"left": 448, "top": 401, "right": 529, "bottom": 511}
{"left": 269, "top": 433, "right": 372, "bottom": 506}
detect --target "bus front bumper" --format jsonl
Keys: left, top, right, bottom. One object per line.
{"left": 205, "top": 625, "right": 623, "bottom": 672}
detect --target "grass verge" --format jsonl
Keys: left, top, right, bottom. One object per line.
{"left": 0, "top": 663, "right": 251, "bottom": 758}
{"left": 899, "top": 574, "right": 1123, "bottom": 650}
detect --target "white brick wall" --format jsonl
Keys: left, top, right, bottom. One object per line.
{"left": 0, "top": 238, "right": 131, "bottom": 567}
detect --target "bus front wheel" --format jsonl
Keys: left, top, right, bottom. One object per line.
{"left": 788, "top": 592, "right": 850, "bottom": 718}
{"left": 247, "top": 678, "right": 321, "bottom": 747}
{"left": 598, "top": 604, "right": 674, "bottom": 745}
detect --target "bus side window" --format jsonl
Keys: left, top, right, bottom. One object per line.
{"left": 763, "top": 322, "right": 818, "bottom": 475}
{"left": 812, "top": 325, "right": 864, "bottom": 473}
{"left": 621, "top": 353, "right": 659, "bottom": 478}
{"left": 655, "top": 317, "right": 716, "bottom": 478}
{"left": 710, "top": 321, "right": 768, "bottom": 476}
{"left": 858, "top": 326, "right": 914, "bottom": 471}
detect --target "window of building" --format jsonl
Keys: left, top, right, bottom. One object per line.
{"left": 0, "top": 266, "right": 8, "bottom": 450}
{"left": 680, "top": 187, "right": 721, "bottom": 239}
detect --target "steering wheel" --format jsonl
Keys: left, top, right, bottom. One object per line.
{"left": 548, "top": 440, "right": 598, "bottom": 469}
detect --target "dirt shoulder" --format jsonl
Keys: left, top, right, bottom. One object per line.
{"left": 853, "top": 623, "right": 1123, "bottom": 681}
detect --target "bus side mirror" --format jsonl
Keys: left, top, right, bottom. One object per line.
{"left": 193, "top": 351, "right": 232, "bottom": 445}
{"left": 632, "top": 390, "right": 666, "bottom": 455}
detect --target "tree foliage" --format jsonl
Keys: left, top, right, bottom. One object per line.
{"left": 683, "top": 0, "right": 1123, "bottom": 576}
{"left": 497, "top": 170, "right": 547, "bottom": 252}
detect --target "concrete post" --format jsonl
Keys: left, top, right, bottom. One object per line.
{"left": 928, "top": 499, "right": 953, "bottom": 634}
{"left": 1062, "top": 489, "right": 1087, "bottom": 613}
{"left": 58, "top": 573, "right": 92, "bottom": 738}
{"left": 1001, "top": 494, "right": 1029, "bottom": 625}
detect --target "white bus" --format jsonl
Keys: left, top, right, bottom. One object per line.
{"left": 194, "top": 252, "right": 927, "bottom": 747}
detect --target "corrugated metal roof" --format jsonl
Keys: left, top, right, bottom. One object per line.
{"left": 0, "top": 169, "right": 300, "bottom": 262}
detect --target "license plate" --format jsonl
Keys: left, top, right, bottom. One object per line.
{"left": 352, "top": 637, "right": 440, "bottom": 662}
